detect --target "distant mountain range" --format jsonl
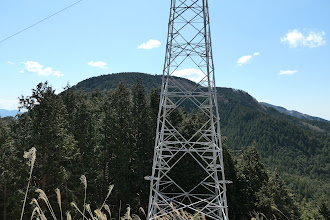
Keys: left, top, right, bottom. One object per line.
{"left": 0, "top": 109, "right": 18, "bottom": 118}
{"left": 260, "top": 102, "right": 329, "bottom": 122}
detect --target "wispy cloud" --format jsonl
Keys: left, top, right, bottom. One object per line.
{"left": 7, "top": 61, "right": 14, "bottom": 65}
{"left": 88, "top": 61, "right": 108, "bottom": 69}
{"left": 0, "top": 99, "right": 18, "bottom": 110}
{"left": 279, "top": 70, "right": 298, "bottom": 75}
{"left": 281, "top": 29, "right": 326, "bottom": 48}
{"left": 21, "top": 61, "right": 64, "bottom": 77}
{"left": 172, "top": 68, "right": 205, "bottom": 82}
{"left": 237, "top": 52, "right": 260, "bottom": 66}
{"left": 138, "top": 39, "right": 161, "bottom": 49}
{"left": 237, "top": 55, "right": 252, "bottom": 66}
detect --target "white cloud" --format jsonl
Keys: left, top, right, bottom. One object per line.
{"left": 138, "top": 39, "right": 161, "bottom": 49}
{"left": 0, "top": 99, "right": 18, "bottom": 110}
{"left": 279, "top": 70, "right": 298, "bottom": 75}
{"left": 237, "top": 52, "right": 260, "bottom": 66}
{"left": 22, "top": 61, "right": 64, "bottom": 77}
{"left": 53, "top": 71, "right": 64, "bottom": 77}
{"left": 237, "top": 55, "right": 252, "bottom": 66}
{"left": 7, "top": 61, "right": 14, "bottom": 65}
{"left": 281, "top": 30, "right": 326, "bottom": 48}
{"left": 87, "top": 61, "right": 108, "bottom": 69}
{"left": 172, "top": 68, "right": 205, "bottom": 82}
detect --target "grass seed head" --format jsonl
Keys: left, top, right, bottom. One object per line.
{"left": 55, "top": 188, "right": 62, "bottom": 206}
{"left": 23, "top": 147, "right": 36, "bottom": 167}
{"left": 70, "top": 202, "right": 79, "bottom": 210}
{"left": 66, "top": 212, "right": 72, "bottom": 220}
{"left": 106, "top": 185, "right": 114, "bottom": 199}
{"left": 139, "top": 207, "right": 146, "bottom": 217}
{"left": 35, "top": 189, "right": 48, "bottom": 204}
{"left": 102, "top": 204, "right": 111, "bottom": 217}
{"left": 94, "top": 209, "right": 107, "bottom": 220}
{"left": 80, "top": 175, "right": 87, "bottom": 189}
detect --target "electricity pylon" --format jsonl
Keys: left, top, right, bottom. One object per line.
{"left": 146, "top": 0, "right": 229, "bottom": 219}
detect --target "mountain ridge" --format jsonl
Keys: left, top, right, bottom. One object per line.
{"left": 72, "top": 72, "right": 329, "bottom": 123}
{"left": 261, "top": 102, "right": 329, "bottom": 122}
{"left": 69, "top": 72, "right": 329, "bottom": 205}
{"left": 0, "top": 109, "right": 18, "bottom": 118}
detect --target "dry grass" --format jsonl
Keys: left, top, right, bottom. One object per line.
{"left": 20, "top": 147, "right": 207, "bottom": 220}
{"left": 20, "top": 147, "right": 36, "bottom": 220}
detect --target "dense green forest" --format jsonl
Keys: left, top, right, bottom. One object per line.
{"left": 73, "top": 73, "right": 330, "bottom": 207}
{"left": 0, "top": 72, "right": 329, "bottom": 219}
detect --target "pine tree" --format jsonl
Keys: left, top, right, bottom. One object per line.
{"left": 0, "top": 118, "right": 14, "bottom": 220}
{"left": 257, "top": 170, "right": 301, "bottom": 219}
{"left": 61, "top": 88, "right": 103, "bottom": 205}
{"left": 237, "top": 143, "right": 269, "bottom": 215}
{"left": 131, "top": 78, "right": 153, "bottom": 210}
{"left": 17, "top": 82, "right": 80, "bottom": 215}
{"left": 221, "top": 136, "right": 246, "bottom": 220}
{"left": 100, "top": 81, "right": 135, "bottom": 213}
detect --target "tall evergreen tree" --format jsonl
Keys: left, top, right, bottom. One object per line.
{"left": 0, "top": 118, "right": 13, "bottom": 220}
{"left": 237, "top": 143, "right": 269, "bottom": 215}
{"left": 100, "top": 81, "right": 135, "bottom": 212}
{"left": 131, "top": 78, "right": 153, "bottom": 210}
{"left": 221, "top": 136, "right": 246, "bottom": 220}
{"left": 17, "top": 82, "right": 80, "bottom": 214}
{"left": 257, "top": 170, "right": 301, "bottom": 219}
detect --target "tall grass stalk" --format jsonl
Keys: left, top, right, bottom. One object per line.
{"left": 36, "top": 188, "right": 58, "bottom": 220}
{"left": 71, "top": 202, "right": 88, "bottom": 219}
{"left": 55, "top": 188, "right": 64, "bottom": 220}
{"left": 100, "top": 185, "right": 114, "bottom": 209}
{"left": 21, "top": 148, "right": 208, "bottom": 220}
{"left": 30, "top": 198, "right": 47, "bottom": 220}
{"left": 80, "top": 175, "right": 87, "bottom": 218}
{"left": 20, "top": 147, "right": 36, "bottom": 220}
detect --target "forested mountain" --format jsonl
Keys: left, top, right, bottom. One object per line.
{"left": 0, "top": 72, "right": 329, "bottom": 219}
{"left": 72, "top": 72, "right": 330, "bottom": 213}
{"left": 261, "top": 102, "right": 329, "bottom": 122}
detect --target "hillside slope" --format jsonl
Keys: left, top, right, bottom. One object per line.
{"left": 71, "top": 72, "right": 330, "bottom": 203}
{"left": 261, "top": 102, "right": 329, "bottom": 122}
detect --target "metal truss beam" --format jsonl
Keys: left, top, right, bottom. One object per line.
{"left": 147, "top": 0, "right": 229, "bottom": 219}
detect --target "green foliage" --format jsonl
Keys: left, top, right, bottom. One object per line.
{"left": 319, "top": 203, "right": 330, "bottom": 220}
{"left": 1, "top": 73, "right": 329, "bottom": 219}
{"left": 236, "top": 144, "right": 269, "bottom": 215}
{"left": 18, "top": 82, "right": 80, "bottom": 191}
{"left": 256, "top": 170, "right": 301, "bottom": 219}
{"left": 131, "top": 78, "right": 154, "bottom": 210}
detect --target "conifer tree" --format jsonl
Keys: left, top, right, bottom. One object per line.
{"left": 101, "top": 82, "right": 134, "bottom": 211}
{"left": 237, "top": 143, "right": 268, "bottom": 215}
{"left": 131, "top": 78, "right": 153, "bottom": 210}
{"left": 17, "top": 82, "right": 80, "bottom": 211}
{"left": 221, "top": 136, "right": 245, "bottom": 220}
{"left": 257, "top": 170, "right": 301, "bottom": 219}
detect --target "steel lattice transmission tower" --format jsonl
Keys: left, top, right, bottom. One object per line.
{"left": 146, "top": 0, "right": 229, "bottom": 219}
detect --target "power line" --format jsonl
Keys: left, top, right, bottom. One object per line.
{"left": 0, "top": 0, "right": 84, "bottom": 45}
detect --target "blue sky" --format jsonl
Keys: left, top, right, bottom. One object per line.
{"left": 1, "top": 0, "right": 329, "bottom": 120}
